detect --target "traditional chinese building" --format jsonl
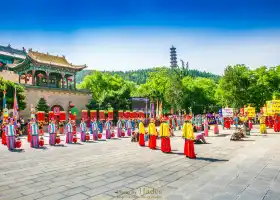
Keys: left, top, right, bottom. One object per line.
{"left": 0, "top": 44, "right": 91, "bottom": 120}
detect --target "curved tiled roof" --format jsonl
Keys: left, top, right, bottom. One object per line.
{"left": 0, "top": 44, "right": 27, "bottom": 59}
{"left": 28, "top": 49, "right": 87, "bottom": 70}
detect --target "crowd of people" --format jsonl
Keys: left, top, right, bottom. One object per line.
{"left": 0, "top": 112, "right": 274, "bottom": 158}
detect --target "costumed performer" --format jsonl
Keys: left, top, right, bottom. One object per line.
{"left": 148, "top": 118, "right": 157, "bottom": 149}
{"left": 182, "top": 116, "right": 196, "bottom": 159}
{"left": 126, "top": 118, "right": 132, "bottom": 136}
{"left": 117, "top": 117, "right": 123, "bottom": 137}
{"left": 90, "top": 118, "right": 98, "bottom": 140}
{"left": 1, "top": 121, "right": 7, "bottom": 145}
{"left": 65, "top": 119, "right": 73, "bottom": 144}
{"left": 160, "top": 118, "right": 171, "bottom": 153}
{"left": 138, "top": 118, "right": 145, "bottom": 146}
{"left": 27, "top": 119, "right": 31, "bottom": 143}
{"left": 259, "top": 114, "right": 267, "bottom": 134}
{"left": 214, "top": 116, "right": 219, "bottom": 134}
{"left": 248, "top": 118, "right": 253, "bottom": 131}
{"left": 30, "top": 118, "right": 39, "bottom": 148}
{"left": 48, "top": 118, "right": 57, "bottom": 145}
{"left": 204, "top": 117, "right": 209, "bottom": 137}
{"left": 105, "top": 118, "right": 111, "bottom": 139}
{"left": 6, "top": 118, "right": 16, "bottom": 151}
{"left": 80, "top": 118, "right": 87, "bottom": 142}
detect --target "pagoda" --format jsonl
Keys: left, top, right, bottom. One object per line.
{"left": 9, "top": 49, "right": 87, "bottom": 89}
{"left": 170, "top": 45, "right": 178, "bottom": 68}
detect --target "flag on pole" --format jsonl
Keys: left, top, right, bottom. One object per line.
{"left": 13, "top": 88, "right": 19, "bottom": 120}
{"left": 3, "top": 89, "right": 6, "bottom": 109}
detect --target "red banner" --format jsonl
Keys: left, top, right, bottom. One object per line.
{"left": 37, "top": 111, "right": 45, "bottom": 122}
{"left": 108, "top": 110, "right": 113, "bottom": 120}
{"left": 59, "top": 111, "right": 66, "bottom": 121}
{"left": 82, "top": 110, "right": 88, "bottom": 120}
{"left": 48, "top": 111, "right": 54, "bottom": 121}
{"left": 123, "top": 111, "right": 130, "bottom": 119}
{"left": 53, "top": 106, "right": 60, "bottom": 116}
{"left": 135, "top": 111, "right": 139, "bottom": 119}
{"left": 118, "top": 110, "right": 123, "bottom": 118}
{"left": 90, "top": 110, "right": 97, "bottom": 120}
{"left": 139, "top": 111, "right": 145, "bottom": 118}
{"left": 129, "top": 111, "right": 134, "bottom": 119}
{"left": 69, "top": 113, "right": 76, "bottom": 121}
{"left": 99, "top": 110, "right": 105, "bottom": 120}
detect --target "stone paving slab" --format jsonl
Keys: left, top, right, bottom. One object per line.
{"left": 0, "top": 126, "right": 280, "bottom": 200}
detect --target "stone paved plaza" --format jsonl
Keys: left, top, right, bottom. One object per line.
{"left": 0, "top": 126, "right": 280, "bottom": 200}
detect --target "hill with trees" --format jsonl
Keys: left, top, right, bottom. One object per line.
{"left": 76, "top": 67, "right": 220, "bottom": 84}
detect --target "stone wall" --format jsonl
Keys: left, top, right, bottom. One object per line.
{"left": 20, "top": 87, "right": 91, "bottom": 120}
{"left": 0, "top": 70, "right": 19, "bottom": 83}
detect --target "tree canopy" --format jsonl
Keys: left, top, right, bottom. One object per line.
{"left": 0, "top": 77, "right": 26, "bottom": 110}
{"left": 79, "top": 65, "right": 280, "bottom": 114}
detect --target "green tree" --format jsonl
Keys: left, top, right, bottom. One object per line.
{"left": 182, "top": 77, "right": 217, "bottom": 114}
{"left": 35, "top": 97, "right": 50, "bottom": 113}
{"left": 80, "top": 71, "right": 135, "bottom": 111}
{"left": 0, "top": 77, "right": 26, "bottom": 110}
{"left": 215, "top": 65, "right": 250, "bottom": 108}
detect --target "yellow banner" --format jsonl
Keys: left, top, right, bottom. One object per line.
{"left": 272, "top": 100, "right": 280, "bottom": 113}
{"left": 247, "top": 106, "right": 256, "bottom": 117}
{"left": 266, "top": 101, "right": 273, "bottom": 115}
{"left": 266, "top": 100, "right": 280, "bottom": 115}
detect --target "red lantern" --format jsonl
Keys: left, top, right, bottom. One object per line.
{"left": 56, "top": 136, "right": 61, "bottom": 144}
{"left": 15, "top": 139, "right": 22, "bottom": 148}
{"left": 38, "top": 73, "right": 44, "bottom": 79}
{"left": 73, "top": 134, "right": 77, "bottom": 143}
{"left": 85, "top": 134, "right": 90, "bottom": 141}
{"left": 121, "top": 132, "right": 125, "bottom": 137}
{"left": 98, "top": 134, "right": 102, "bottom": 139}
{"left": 39, "top": 137, "right": 44, "bottom": 147}
{"left": 111, "top": 131, "right": 115, "bottom": 138}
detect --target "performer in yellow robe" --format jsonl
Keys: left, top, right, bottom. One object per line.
{"left": 259, "top": 114, "right": 267, "bottom": 134}
{"left": 182, "top": 116, "right": 196, "bottom": 159}
{"left": 138, "top": 118, "right": 145, "bottom": 146}
{"left": 160, "top": 119, "right": 171, "bottom": 153}
{"left": 148, "top": 118, "right": 157, "bottom": 149}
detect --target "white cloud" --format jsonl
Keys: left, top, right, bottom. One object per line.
{"left": 1, "top": 28, "right": 280, "bottom": 75}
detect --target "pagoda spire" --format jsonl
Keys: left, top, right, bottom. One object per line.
{"left": 170, "top": 45, "right": 178, "bottom": 68}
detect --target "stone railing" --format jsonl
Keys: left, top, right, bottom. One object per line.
{"left": 20, "top": 84, "right": 90, "bottom": 94}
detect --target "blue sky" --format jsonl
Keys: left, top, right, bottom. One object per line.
{"left": 1, "top": 0, "right": 280, "bottom": 74}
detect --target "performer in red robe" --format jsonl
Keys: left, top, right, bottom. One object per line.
{"left": 138, "top": 118, "right": 145, "bottom": 146}
{"left": 273, "top": 114, "right": 280, "bottom": 132}
{"left": 148, "top": 118, "right": 157, "bottom": 149}
{"left": 269, "top": 116, "right": 274, "bottom": 129}
{"left": 160, "top": 118, "right": 171, "bottom": 153}
{"left": 1, "top": 122, "right": 7, "bottom": 145}
{"left": 27, "top": 120, "right": 31, "bottom": 143}
{"left": 224, "top": 117, "right": 231, "bottom": 129}
{"left": 182, "top": 115, "right": 196, "bottom": 159}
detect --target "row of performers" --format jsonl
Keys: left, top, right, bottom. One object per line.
{"left": 49, "top": 117, "right": 186, "bottom": 135}
{"left": 222, "top": 117, "right": 254, "bottom": 130}
{"left": 264, "top": 115, "right": 280, "bottom": 132}
{"left": 136, "top": 117, "right": 197, "bottom": 159}
{"left": 2, "top": 117, "right": 198, "bottom": 159}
